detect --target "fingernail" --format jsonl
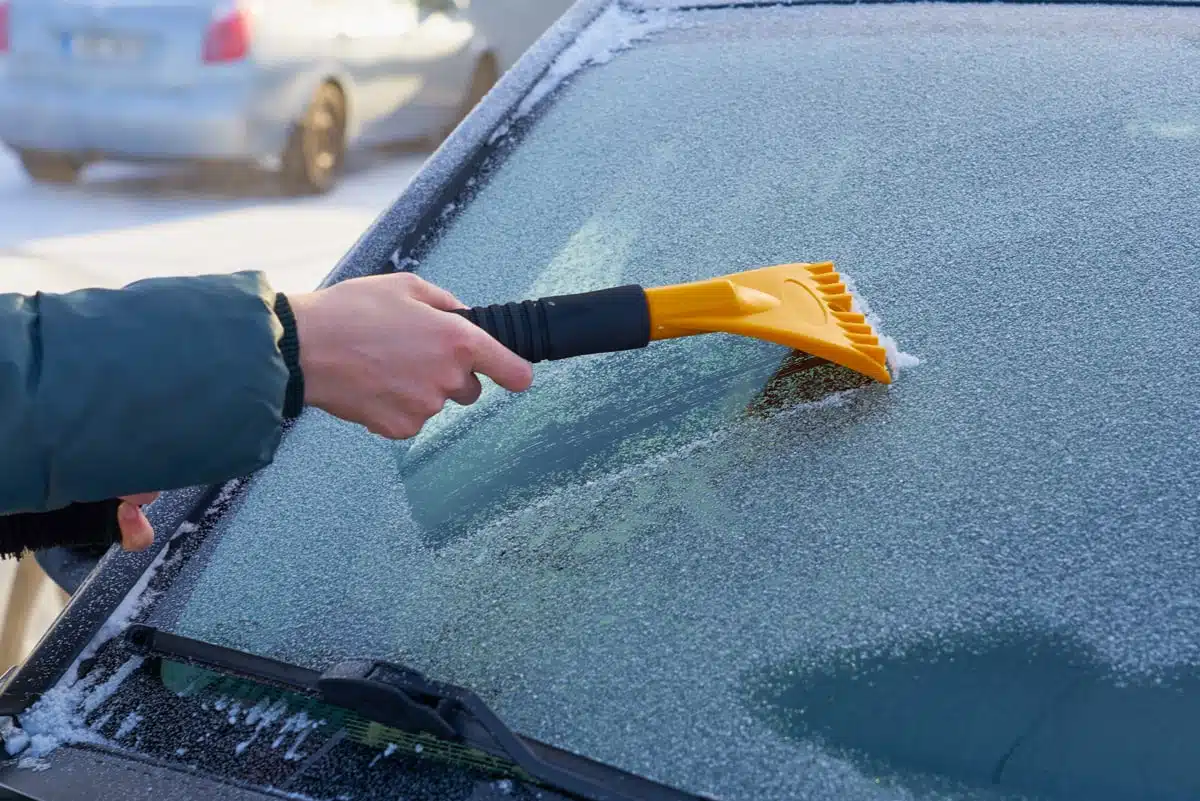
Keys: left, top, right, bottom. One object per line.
{"left": 118, "top": 502, "right": 138, "bottom": 522}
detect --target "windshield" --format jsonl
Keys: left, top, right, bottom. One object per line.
{"left": 145, "top": 3, "right": 1200, "bottom": 800}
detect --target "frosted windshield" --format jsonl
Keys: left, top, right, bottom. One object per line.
{"left": 153, "top": 4, "right": 1200, "bottom": 800}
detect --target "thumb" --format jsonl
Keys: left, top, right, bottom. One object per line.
{"left": 117, "top": 501, "right": 155, "bottom": 552}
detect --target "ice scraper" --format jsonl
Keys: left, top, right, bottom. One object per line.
{"left": 452, "top": 262, "right": 892, "bottom": 385}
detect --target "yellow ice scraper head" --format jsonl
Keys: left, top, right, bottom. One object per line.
{"left": 451, "top": 261, "right": 892, "bottom": 384}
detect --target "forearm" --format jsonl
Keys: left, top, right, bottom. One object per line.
{"left": 0, "top": 271, "right": 299, "bottom": 515}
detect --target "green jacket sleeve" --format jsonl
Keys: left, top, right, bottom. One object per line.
{"left": 0, "top": 271, "right": 294, "bottom": 515}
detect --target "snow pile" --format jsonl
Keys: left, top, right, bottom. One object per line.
{"left": 368, "top": 741, "right": 399, "bottom": 767}
{"left": 841, "top": 271, "right": 921, "bottom": 375}
{"left": 272, "top": 711, "right": 324, "bottom": 762}
{"left": 1, "top": 717, "right": 29, "bottom": 756}
{"left": 9, "top": 657, "right": 144, "bottom": 759}
{"left": 517, "top": 4, "right": 680, "bottom": 118}
{"left": 114, "top": 711, "right": 142, "bottom": 741}
{"left": 233, "top": 697, "right": 290, "bottom": 755}
{"left": 155, "top": 689, "right": 319, "bottom": 761}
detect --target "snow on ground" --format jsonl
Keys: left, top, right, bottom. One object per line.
{"left": 0, "top": 145, "right": 428, "bottom": 296}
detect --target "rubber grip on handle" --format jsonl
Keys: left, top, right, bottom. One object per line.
{"left": 0, "top": 499, "right": 122, "bottom": 559}
{"left": 452, "top": 284, "right": 651, "bottom": 363}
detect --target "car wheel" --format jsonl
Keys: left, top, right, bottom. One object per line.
{"left": 280, "top": 82, "right": 347, "bottom": 196}
{"left": 18, "top": 150, "right": 85, "bottom": 185}
{"left": 444, "top": 55, "right": 499, "bottom": 140}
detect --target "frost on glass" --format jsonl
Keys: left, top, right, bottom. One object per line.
{"left": 155, "top": 4, "right": 1199, "bottom": 801}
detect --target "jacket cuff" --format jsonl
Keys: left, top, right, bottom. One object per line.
{"left": 273, "top": 292, "right": 305, "bottom": 420}
{"left": 0, "top": 500, "right": 121, "bottom": 559}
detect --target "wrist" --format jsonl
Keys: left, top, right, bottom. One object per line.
{"left": 273, "top": 292, "right": 306, "bottom": 419}
{"left": 284, "top": 291, "right": 337, "bottom": 414}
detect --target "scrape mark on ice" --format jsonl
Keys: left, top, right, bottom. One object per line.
{"left": 467, "top": 322, "right": 907, "bottom": 546}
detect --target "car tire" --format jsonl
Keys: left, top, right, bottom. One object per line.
{"left": 280, "top": 82, "right": 347, "bottom": 196}
{"left": 18, "top": 150, "right": 85, "bottom": 185}
{"left": 443, "top": 55, "right": 499, "bottom": 140}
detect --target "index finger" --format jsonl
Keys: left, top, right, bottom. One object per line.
{"left": 404, "top": 274, "right": 467, "bottom": 312}
{"left": 467, "top": 325, "right": 534, "bottom": 393}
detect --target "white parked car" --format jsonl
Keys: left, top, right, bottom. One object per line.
{"left": 0, "top": 0, "right": 570, "bottom": 193}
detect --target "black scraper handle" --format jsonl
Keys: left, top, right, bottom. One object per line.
{"left": 0, "top": 499, "right": 122, "bottom": 559}
{"left": 451, "top": 284, "right": 651, "bottom": 363}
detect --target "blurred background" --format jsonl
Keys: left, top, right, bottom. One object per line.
{"left": 0, "top": 0, "right": 573, "bottom": 671}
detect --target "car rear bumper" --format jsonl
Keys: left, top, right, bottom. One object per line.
{"left": 0, "top": 79, "right": 287, "bottom": 162}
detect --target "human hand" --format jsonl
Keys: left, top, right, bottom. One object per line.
{"left": 287, "top": 273, "right": 533, "bottom": 439}
{"left": 117, "top": 492, "right": 160, "bottom": 552}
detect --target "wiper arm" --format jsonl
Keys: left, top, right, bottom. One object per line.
{"left": 125, "top": 625, "right": 702, "bottom": 801}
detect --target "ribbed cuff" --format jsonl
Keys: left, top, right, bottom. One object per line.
{"left": 273, "top": 292, "right": 305, "bottom": 420}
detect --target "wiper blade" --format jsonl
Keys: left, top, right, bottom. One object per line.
{"left": 125, "top": 625, "right": 703, "bottom": 801}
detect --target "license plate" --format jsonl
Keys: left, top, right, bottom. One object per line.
{"left": 62, "top": 31, "right": 145, "bottom": 62}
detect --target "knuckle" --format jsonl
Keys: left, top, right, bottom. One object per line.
{"left": 374, "top": 418, "right": 421, "bottom": 440}
{"left": 445, "top": 323, "right": 477, "bottom": 355}
{"left": 392, "top": 272, "right": 422, "bottom": 294}
{"left": 419, "top": 395, "right": 446, "bottom": 418}
{"left": 452, "top": 343, "right": 476, "bottom": 370}
{"left": 443, "top": 366, "right": 472, "bottom": 392}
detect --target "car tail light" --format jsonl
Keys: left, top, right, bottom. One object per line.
{"left": 202, "top": 5, "right": 250, "bottom": 64}
{"left": 0, "top": 2, "right": 11, "bottom": 54}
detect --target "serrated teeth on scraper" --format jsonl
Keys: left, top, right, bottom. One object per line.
{"left": 644, "top": 261, "right": 894, "bottom": 383}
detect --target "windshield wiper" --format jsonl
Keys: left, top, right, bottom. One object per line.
{"left": 125, "top": 625, "right": 704, "bottom": 801}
